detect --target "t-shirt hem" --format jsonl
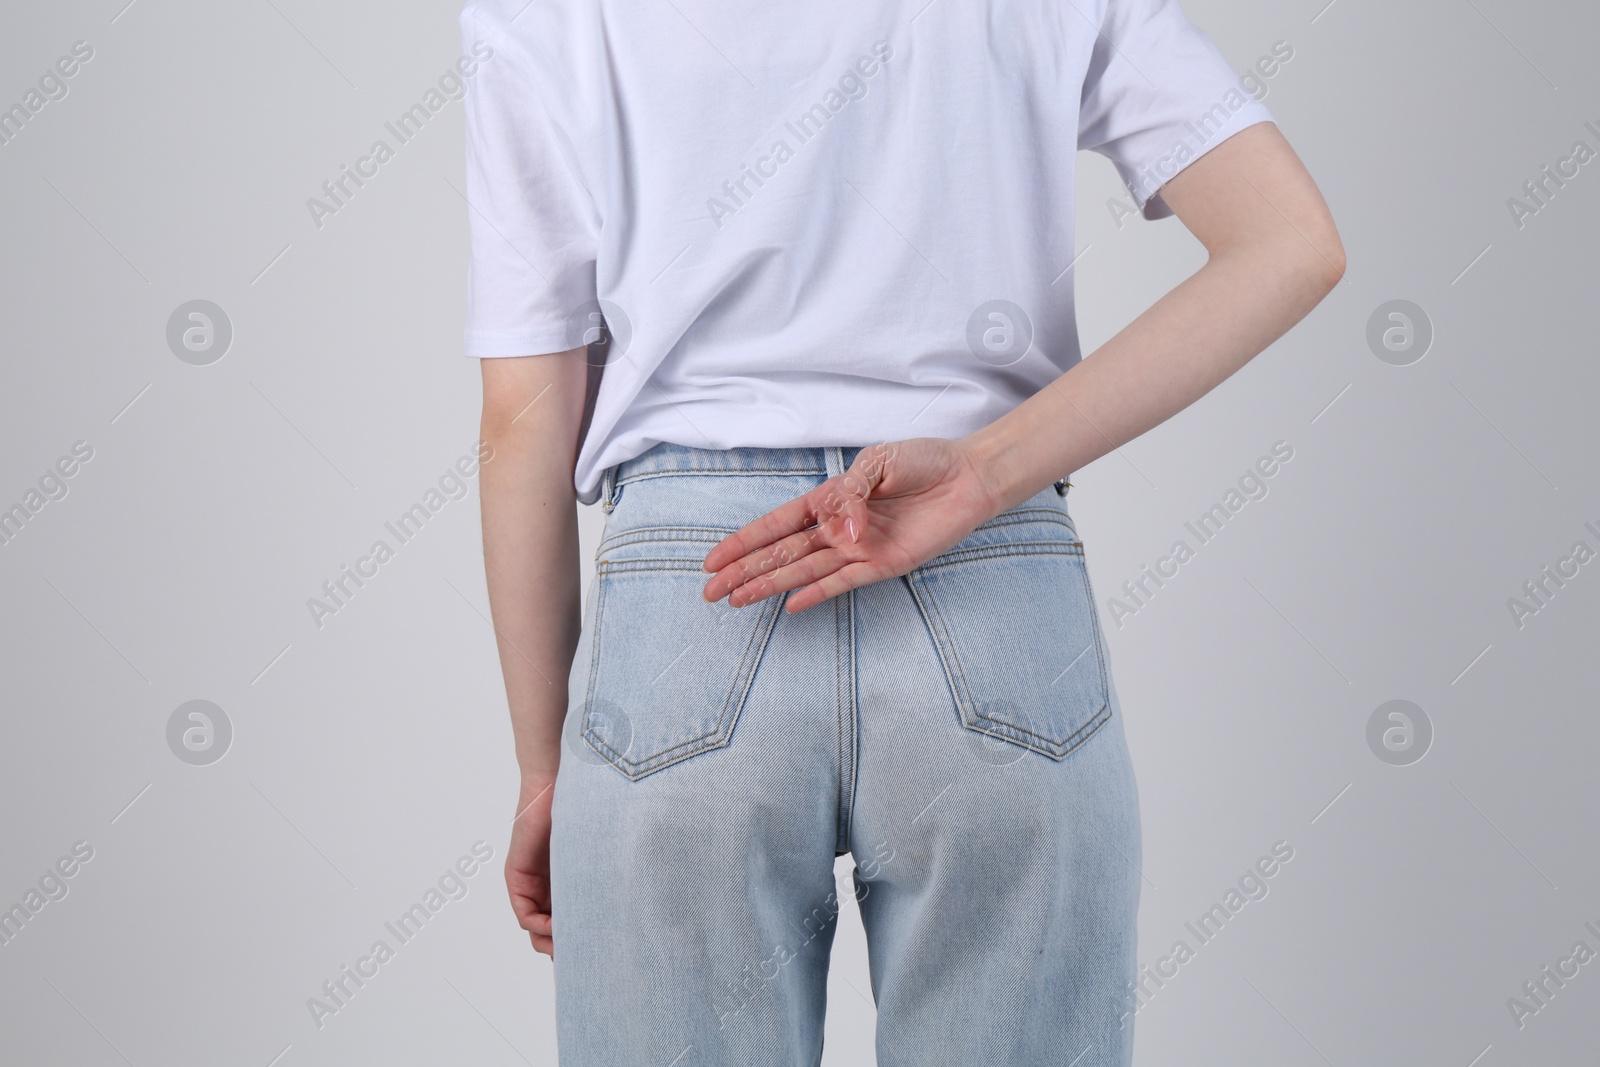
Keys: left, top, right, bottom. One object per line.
{"left": 463, "top": 325, "right": 580, "bottom": 358}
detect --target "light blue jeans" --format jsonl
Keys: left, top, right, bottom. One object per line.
{"left": 551, "top": 443, "right": 1142, "bottom": 1066}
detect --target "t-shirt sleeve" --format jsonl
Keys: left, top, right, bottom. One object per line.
{"left": 1077, "top": 0, "right": 1275, "bottom": 220}
{"left": 460, "top": 12, "right": 599, "bottom": 357}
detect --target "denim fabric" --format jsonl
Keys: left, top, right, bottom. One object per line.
{"left": 551, "top": 442, "right": 1142, "bottom": 1066}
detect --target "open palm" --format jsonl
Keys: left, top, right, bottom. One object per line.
{"left": 701, "top": 438, "right": 1004, "bottom": 614}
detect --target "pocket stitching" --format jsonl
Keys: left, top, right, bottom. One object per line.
{"left": 972, "top": 508, "right": 1077, "bottom": 533}
{"left": 906, "top": 554, "right": 1112, "bottom": 760}
{"left": 598, "top": 558, "right": 716, "bottom": 574}
{"left": 918, "top": 541, "right": 1085, "bottom": 571}
{"left": 581, "top": 571, "right": 782, "bottom": 780}
{"left": 596, "top": 524, "right": 735, "bottom": 556}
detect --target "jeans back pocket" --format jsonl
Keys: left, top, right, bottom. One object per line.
{"left": 582, "top": 531, "right": 784, "bottom": 781}
{"left": 905, "top": 516, "right": 1111, "bottom": 760}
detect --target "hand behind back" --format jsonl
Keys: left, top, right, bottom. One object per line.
{"left": 701, "top": 438, "right": 1005, "bottom": 614}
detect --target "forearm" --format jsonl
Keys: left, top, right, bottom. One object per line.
{"left": 964, "top": 238, "right": 1340, "bottom": 512}
{"left": 479, "top": 351, "right": 589, "bottom": 784}
{"left": 964, "top": 123, "right": 1345, "bottom": 513}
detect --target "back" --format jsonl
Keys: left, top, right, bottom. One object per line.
{"left": 459, "top": 0, "right": 1273, "bottom": 502}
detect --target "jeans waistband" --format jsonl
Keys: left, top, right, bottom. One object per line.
{"left": 599, "top": 441, "right": 1069, "bottom": 511}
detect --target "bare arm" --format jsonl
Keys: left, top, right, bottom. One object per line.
{"left": 478, "top": 347, "right": 589, "bottom": 957}
{"left": 702, "top": 123, "right": 1346, "bottom": 611}
{"left": 965, "top": 122, "right": 1346, "bottom": 509}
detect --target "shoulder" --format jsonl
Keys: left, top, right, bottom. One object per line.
{"left": 459, "top": 0, "right": 601, "bottom": 84}
{"left": 458, "top": 0, "right": 532, "bottom": 32}
{"left": 459, "top": 0, "right": 591, "bottom": 43}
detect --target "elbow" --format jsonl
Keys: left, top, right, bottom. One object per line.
{"left": 1300, "top": 212, "right": 1346, "bottom": 296}
{"left": 1260, "top": 223, "right": 1344, "bottom": 306}
{"left": 1315, "top": 227, "right": 1347, "bottom": 293}
{"left": 1208, "top": 209, "right": 1346, "bottom": 300}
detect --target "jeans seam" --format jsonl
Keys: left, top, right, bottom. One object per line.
{"left": 596, "top": 559, "right": 715, "bottom": 574}
{"left": 917, "top": 543, "right": 1084, "bottom": 571}
{"left": 836, "top": 589, "right": 858, "bottom": 855}
{"left": 596, "top": 525, "right": 735, "bottom": 555}
{"left": 976, "top": 507, "right": 1074, "bottom": 529}
{"left": 1073, "top": 544, "right": 1116, "bottom": 736}
{"left": 580, "top": 563, "right": 610, "bottom": 764}
{"left": 615, "top": 466, "right": 829, "bottom": 489}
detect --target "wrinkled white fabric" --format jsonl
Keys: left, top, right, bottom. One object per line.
{"left": 460, "top": 0, "right": 1273, "bottom": 503}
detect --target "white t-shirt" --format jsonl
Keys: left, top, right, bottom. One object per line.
{"left": 459, "top": 0, "right": 1274, "bottom": 504}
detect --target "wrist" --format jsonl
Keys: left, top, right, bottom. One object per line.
{"left": 960, "top": 420, "right": 1057, "bottom": 516}
{"left": 511, "top": 704, "right": 566, "bottom": 787}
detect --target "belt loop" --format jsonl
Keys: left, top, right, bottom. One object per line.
{"left": 600, "top": 464, "right": 618, "bottom": 513}
{"left": 824, "top": 446, "right": 846, "bottom": 479}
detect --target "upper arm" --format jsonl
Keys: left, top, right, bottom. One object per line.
{"left": 462, "top": 7, "right": 600, "bottom": 451}
{"left": 479, "top": 349, "right": 591, "bottom": 447}
{"left": 1076, "top": 0, "right": 1278, "bottom": 221}
{"left": 1158, "top": 122, "right": 1346, "bottom": 285}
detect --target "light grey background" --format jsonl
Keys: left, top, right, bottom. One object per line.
{"left": 2, "top": 0, "right": 1595, "bottom": 1064}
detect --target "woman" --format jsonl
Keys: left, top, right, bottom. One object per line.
{"left": 462, "top": 0, "right": 1343, "bottom": 1061}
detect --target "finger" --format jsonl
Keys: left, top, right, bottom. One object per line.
{"left": 811, "top": 446, "right": 891, "bottom": 546}
{"left": 703, "top": 444, "right": 897, "bottom": 575}
{"left": 507, "top": 882, "right": 550, "bottom": 929}
{"left": 507, "top": 869, "right": 548, "bottom": 898}
{"left": 703, "top": 492, "right": 821, "bottom": 573}
{"left": 521, "top": 911, "right": 553, "bottom": 936}
{"left": 509, "top": 896, "right": 540, "bottom": 928}
{"left": 506, "top": 868, "right": 547, "bottom": 893}
{"left": 531, "top": 932, "right": 554, "bottom": 957}
{"left": 816, "top": 482, "right": 874, "bottom": 549}
{"left": 840, "top": 442, "right": 894, "bottom": 500}
{"left": 703, "top": 465, "right": 881, "bottom": 587}
{"left": 705, "top": 520, "right": 843, "bottom": 602}
{"left": 722, "top": 546, "right": 856, "bottom": 608}
{"left": 785, "top": 561, "right": 883, "bottom": 614}
{"left": 836, "top": 491, "right": 870, "bottom": 546}
{"left": 703, "top": 446, "right": 894, "bottom": 578}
